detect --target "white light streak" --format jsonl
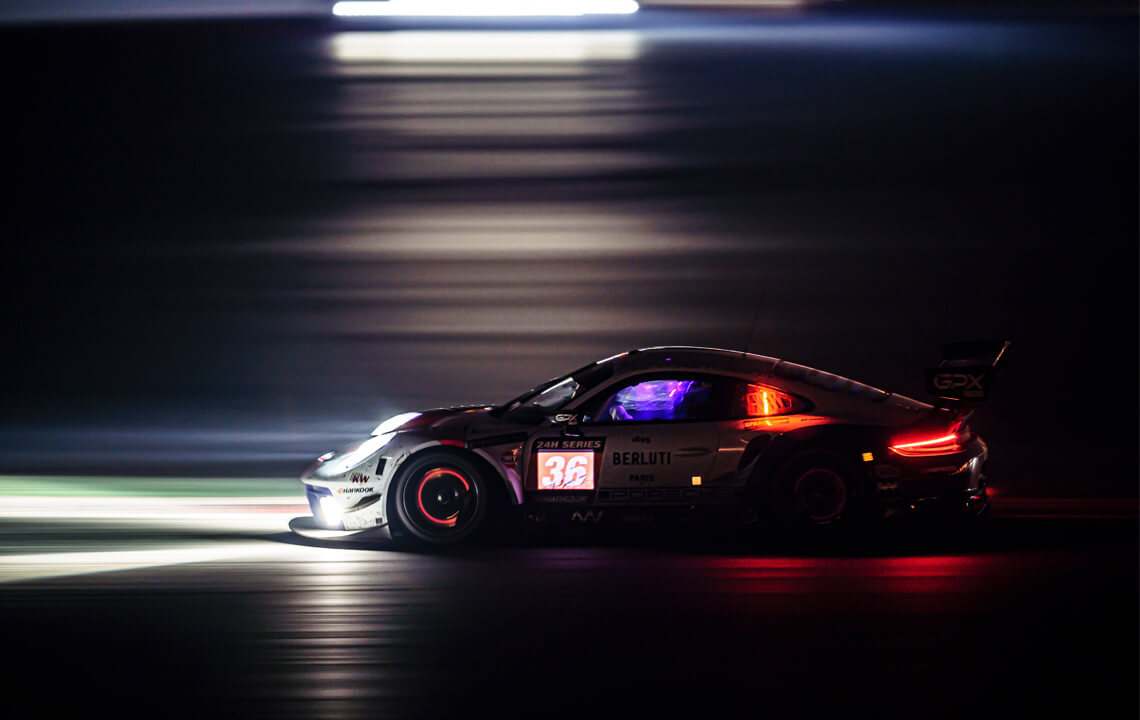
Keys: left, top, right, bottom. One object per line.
{"left": 330, "top": 30, "right": 641, "bottom": 64}
{"left": 0, "top": 543, "right": 276, "bottom": 584}
{"left": 0, "top": 496, "right": 305, "bottom": 536}
{"left": 333, "top": 0, "right": 639, "bottom": 17}
{"left": 0, "top": 542, "right": 385, "bottom": 584}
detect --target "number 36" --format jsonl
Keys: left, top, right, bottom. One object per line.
{"left": 541, "top": 453, "right": 589, "bottom": 489}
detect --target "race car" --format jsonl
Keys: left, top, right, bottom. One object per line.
{"left": 289, "top": 342, "right": 1008, "bottom": 545}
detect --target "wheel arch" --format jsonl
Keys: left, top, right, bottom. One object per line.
{"left": 743, "top": 423, "right": 879, "bottom": 500}
{"left": 386, "top": 444, "right": 510, "bottom": 528}
{"left": 470, "top": 447, "right": 523, "bottom": 505}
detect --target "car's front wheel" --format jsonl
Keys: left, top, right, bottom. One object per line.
{"left": 390, "top": 451, "right": 493, "bottom": 546}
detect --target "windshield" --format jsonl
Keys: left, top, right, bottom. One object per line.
{"left": 495, "top": 359, "right": 616, "bottom": 418}
{"left": 524, "top": 377, "right": 581, "bottom": 411}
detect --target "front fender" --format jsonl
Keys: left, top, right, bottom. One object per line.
{"left": 385, "top": 435, "right": 520, "bottom": 506}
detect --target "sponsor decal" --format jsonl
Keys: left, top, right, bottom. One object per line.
{"left": 611, "top": 451, "right": 671, "bottom": 466}
{"left": 349, "top": 472, "right": 369, "bottom": 484}
{"left": 629, "top": 473, "right": 655, "bottom": 484}
{"left": 620, "top": 510, "right": 655, "bottom": 524}
{"left": 535, "top": 438, "right": 605, "bottom": 451}
{"left": 931, "top": 372, "right": 985, "bottom": 396}
{"left": 337, "top": 487, "right": 375, "bottom": 494}
{"left": 925, "top": 366, "right": 991, "bottom": 399}
{"left": 600, "top": 487, "right": 704, "bottom": 501}
{"left": 570, "top": 510, "right": 604, "bottom": 523}
{"left": 632, "top": 435, "right": 651, "bottom": 444}
{"left": 530, "top": 494, "right": 590, "bottom": 503}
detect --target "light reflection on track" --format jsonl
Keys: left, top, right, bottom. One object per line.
{"left": 0, "top": 492, "right": 1135, "bottom": 718}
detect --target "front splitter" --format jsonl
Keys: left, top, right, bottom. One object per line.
{"left": 288, "top": 515, "right": 390, "bottom": 541}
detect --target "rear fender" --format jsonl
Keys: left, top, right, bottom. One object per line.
{"left": 743, "top": 424, "right": 880, "bottom": 499}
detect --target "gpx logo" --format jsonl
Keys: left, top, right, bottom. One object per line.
{"left": 931, "top": 372, "right": 985, "bottom": 397}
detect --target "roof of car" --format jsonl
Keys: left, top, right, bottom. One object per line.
{"left": 612, "top": 346, "right": 913, "bottom": 407}
{"left": 616, "top": 346, "right": 779, "bottom": 374}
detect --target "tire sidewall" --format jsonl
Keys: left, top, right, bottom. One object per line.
{"left": 769, "top": 448, "right": 863, "bottom": 531}
{"left": 390, "top": 451, "right": 490, "bottom": 545}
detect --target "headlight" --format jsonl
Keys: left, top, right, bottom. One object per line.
{"left": 317, "top": 496, "right": 345, "bottom": 528}
{"left": 372, "top": 411, "right": 422, "bottom": 436}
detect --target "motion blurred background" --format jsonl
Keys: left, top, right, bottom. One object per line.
{"left": 2, "top": 0, "right": 1136, "bottom": 497}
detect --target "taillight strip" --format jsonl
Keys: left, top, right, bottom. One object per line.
{"left": 888, "top": 433, "right": 962, "bottom": 457}
{"left": 891, "top": 433, "right": 958, "bottom": 450}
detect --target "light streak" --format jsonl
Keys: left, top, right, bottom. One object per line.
{"left": 333, "top": 0, "right": 639, "bottom": 17}
{"left": 330, "top": 30, "right": 641, "bottom": 64}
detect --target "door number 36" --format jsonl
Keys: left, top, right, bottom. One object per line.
{"left": 538, "top": 451, "right": 595, "bottom": 490}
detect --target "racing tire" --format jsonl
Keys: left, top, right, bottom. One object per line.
{"left": 389, "top": 451, "right": 496, "bottom": 546}
{"left": 768, "top": 449, "right": 864, "bottom": 534}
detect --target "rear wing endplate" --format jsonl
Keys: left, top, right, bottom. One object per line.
{"left": 924, "top": 340, "right": 1010, "bottom": 402}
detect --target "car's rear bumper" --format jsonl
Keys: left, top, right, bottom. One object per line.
{"left": 872, "top": 436, "right": 989, "bottom": 519}
{"left": 879, "top": 487, "right": 990, "bottom": 520}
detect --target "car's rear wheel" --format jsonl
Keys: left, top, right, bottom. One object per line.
{"left": 390, "top": 451, "right": 493, "bottom": 546}
{"left": 769, "top": 449, "right": 862, "bottom": 532}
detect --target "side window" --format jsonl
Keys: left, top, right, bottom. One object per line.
{"left": 595, "top": 378, "right": 715, "bottom": 423}
{"left": 734, "top": 383, "right": 804, "bottom": 418}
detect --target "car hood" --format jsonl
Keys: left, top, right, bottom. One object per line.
{"left": 401, "top": 405, "right": 538, "bottom": 445}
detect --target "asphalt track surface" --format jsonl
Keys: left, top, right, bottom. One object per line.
{"left": 0, "top": 491, "right": 1136, "bottom": 719}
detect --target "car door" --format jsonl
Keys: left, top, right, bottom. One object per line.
{"left": 580, "top": 374, "right": 723, "bottom": 490}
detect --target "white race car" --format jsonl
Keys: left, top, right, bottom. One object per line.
{"left": 290, "top": 344, "right": 1006, "bottom": 545}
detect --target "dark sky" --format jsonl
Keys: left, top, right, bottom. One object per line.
{"left": 2, "top": 5, "right": 1136, "bottom": 494}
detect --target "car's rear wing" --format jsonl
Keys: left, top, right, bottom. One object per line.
{"left": 924, "top": 340, "right": 1010, "bottom": 403}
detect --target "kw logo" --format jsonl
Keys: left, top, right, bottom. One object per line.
{"left": 570, "top": 510, "right": 605, "bottom": 524}
{"left": 932, "top": 373, "right": 985, "bottom": 396}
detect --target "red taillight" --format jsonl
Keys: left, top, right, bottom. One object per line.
{"left": 888, "top": 433, "right": 962, "bottom": 457}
